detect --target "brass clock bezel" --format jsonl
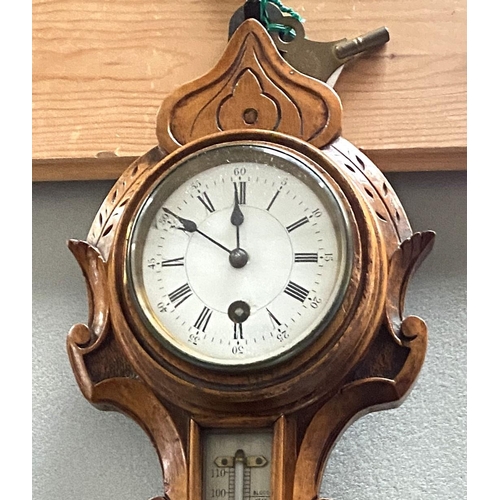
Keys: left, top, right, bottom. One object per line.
{"left": 125, "top": 140, "right": 355, "bottom": 371}
{"left": 107, "top": 130, "right": 387, "bottom": 415}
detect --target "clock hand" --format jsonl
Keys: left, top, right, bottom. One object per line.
{"left": 231, "top": 182, "right": 244, "bottom": 248}
{"left": 163, "top": 207, "right": 197, "bottom": 232}
{"left": 162, "top": 207, "right": 232, "bottom": 254}
{"left": 163, "top": 207, "right": 249, "bottom": 268}
{"left": 229, "top": 186, "right": 249, "bottom": 269}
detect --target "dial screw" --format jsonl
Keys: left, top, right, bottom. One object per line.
{"left": 228, "top": 300, "right": 251, "bottom": 323}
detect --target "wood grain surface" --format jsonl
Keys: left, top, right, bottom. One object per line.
{"left": 32, "top": 0, "right": 466, "bottom": 181}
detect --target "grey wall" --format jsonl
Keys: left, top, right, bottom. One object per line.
{"left": 32, "top": 170, "right": 466, "bottom": 499}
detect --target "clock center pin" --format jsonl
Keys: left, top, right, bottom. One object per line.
{"left": 229, "top": 247, "right": 249, "bottom": 268}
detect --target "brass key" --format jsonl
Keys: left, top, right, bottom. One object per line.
{"left": 228, "top": 2, "right": 389, "bottom": 83}
{"left": 270, "top": 16, "right": 390, "bottom": 82}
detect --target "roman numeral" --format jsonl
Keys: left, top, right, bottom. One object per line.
{"left": 197, "top": 191, "right": 215, "bottom": 212}
{"left": 286, "top": 216, "right": 309, "bottom": 233}
{"left": 235, "top": 181, "right": 246, "bottom": 204}
{"left": 194, "top": 306, "right": 212, "bottom": 332}
{"left": 266, "top": 190, "right": 280, "bottom": 211}
{"left": 266, "top": 308, "right": 282, "bottom": 328}
{"left": 284, "top": 281, "right": 309, "bottom": 302}
{"left": 168, "top": 283, "right": 192, "bottom": 308}
{"left": 294, "top": 253, "right": 318, "bottom": 263}
{"left": 233, "top": 323, "right": 243, "bottom": 340}
{"left": 161, "top": 257, "right": 184, "bottom": 267}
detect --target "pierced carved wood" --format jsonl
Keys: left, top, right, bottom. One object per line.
{"left": 156, "top": 19, "right": 342, "bottom": 153}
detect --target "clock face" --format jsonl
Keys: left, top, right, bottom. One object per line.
{"left": 127, "top": 142, "right": 353, "bottom": 368}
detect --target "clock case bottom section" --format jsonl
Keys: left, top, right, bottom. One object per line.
{"left": 66, "top": 135, "right": 434, "bottom": 500}
{"left": 65, "top": 299, "right": 428, "bottom": 500}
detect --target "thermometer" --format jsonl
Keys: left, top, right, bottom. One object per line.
{"left": 203, "top": 431, "right": 273, "bottom": 500}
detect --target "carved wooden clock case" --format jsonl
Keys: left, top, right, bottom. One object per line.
{"left": 67, "top": 19, "right": 435, "bottom": 500}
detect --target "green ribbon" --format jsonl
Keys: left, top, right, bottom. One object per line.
{"left": 259, "top": 0, "right": 304, "bottom": 38}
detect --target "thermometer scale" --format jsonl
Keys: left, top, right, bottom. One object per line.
{"left": 203, "top": 431, "right": 273, "bottom": 500}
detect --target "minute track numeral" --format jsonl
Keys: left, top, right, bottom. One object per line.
{"left": 194, "top": 306, "right": 212, "bottom": 332}
{"left": 294, "top": 252, "right": 318, "bottom": 263}
{"left": 284, "top": 281, "right": 309, "bottom": 302}
{"left": 196, "top": 191, "right": 215, "bottom": 213}
{"left": 168, "top": 283, "right": 192, "bottom": 308}
{"left": 286, "top": 216, "right": 309, "bottom": 233}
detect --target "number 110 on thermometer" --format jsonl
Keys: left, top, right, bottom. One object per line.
{"left": 203, "top": 431, "right": 273, "bottom": 500}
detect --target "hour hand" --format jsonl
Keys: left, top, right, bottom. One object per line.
{"left": 162, "top": 207, "right": 197, "bottom": 233}
{"left": 163, "top": 207, "right": 232, "bottom": 254}
{"left": 231, "top": 182, "right": 244, "bottom": 227}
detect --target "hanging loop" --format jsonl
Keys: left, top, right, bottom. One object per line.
{"left": 241, "top": 0, "right": 303, "bottom": 39}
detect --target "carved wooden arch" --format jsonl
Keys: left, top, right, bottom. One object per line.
{"left": 156, "top": 19, "right": 342, "bottom": 152}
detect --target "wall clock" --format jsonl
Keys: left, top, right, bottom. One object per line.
{"left": 67, "top": 4, "right": 435, "bottom": 499}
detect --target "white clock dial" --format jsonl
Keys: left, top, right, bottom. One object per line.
{"left": 128, "top": 143, "right": 352, "bottom": 367}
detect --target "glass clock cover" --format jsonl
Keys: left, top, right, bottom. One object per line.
{"left": 127, "top": 142, "right": 353, "bottom": 368}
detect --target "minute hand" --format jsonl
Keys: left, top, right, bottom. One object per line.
{"left": 162, "top": 208, "right": 231, "bottom": 254}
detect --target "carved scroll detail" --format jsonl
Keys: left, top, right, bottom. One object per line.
{"left": 292, "top": 229, "right": 434, "bottom": 499}
{"left": 67, "top": 240, "right": 188, "bottom": 500}
{"left": 66, "top": 240, "right": 127, "bottom": 397}
{"left": 156, "top": 20, "right": 342, "bottom": 152}
{"left": 67, "top": 240, "right": 109, "bottom": 350}
{"left": 385, "top": 231, "right": 436, "bottom": 343}
{"left": 293, "top": 321, "right": 428, "bottom": 500}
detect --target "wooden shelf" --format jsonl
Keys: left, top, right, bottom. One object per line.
{"left": 32, "top": 0, "right": 466, "bottom": 181}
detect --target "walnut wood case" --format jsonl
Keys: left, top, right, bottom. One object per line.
{"left": 67, "top": 20, "right": 434, "bottom": 500}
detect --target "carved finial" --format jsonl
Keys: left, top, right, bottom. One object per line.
{"left": 156, "top": 19, "right": 342, "bottom": 152}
